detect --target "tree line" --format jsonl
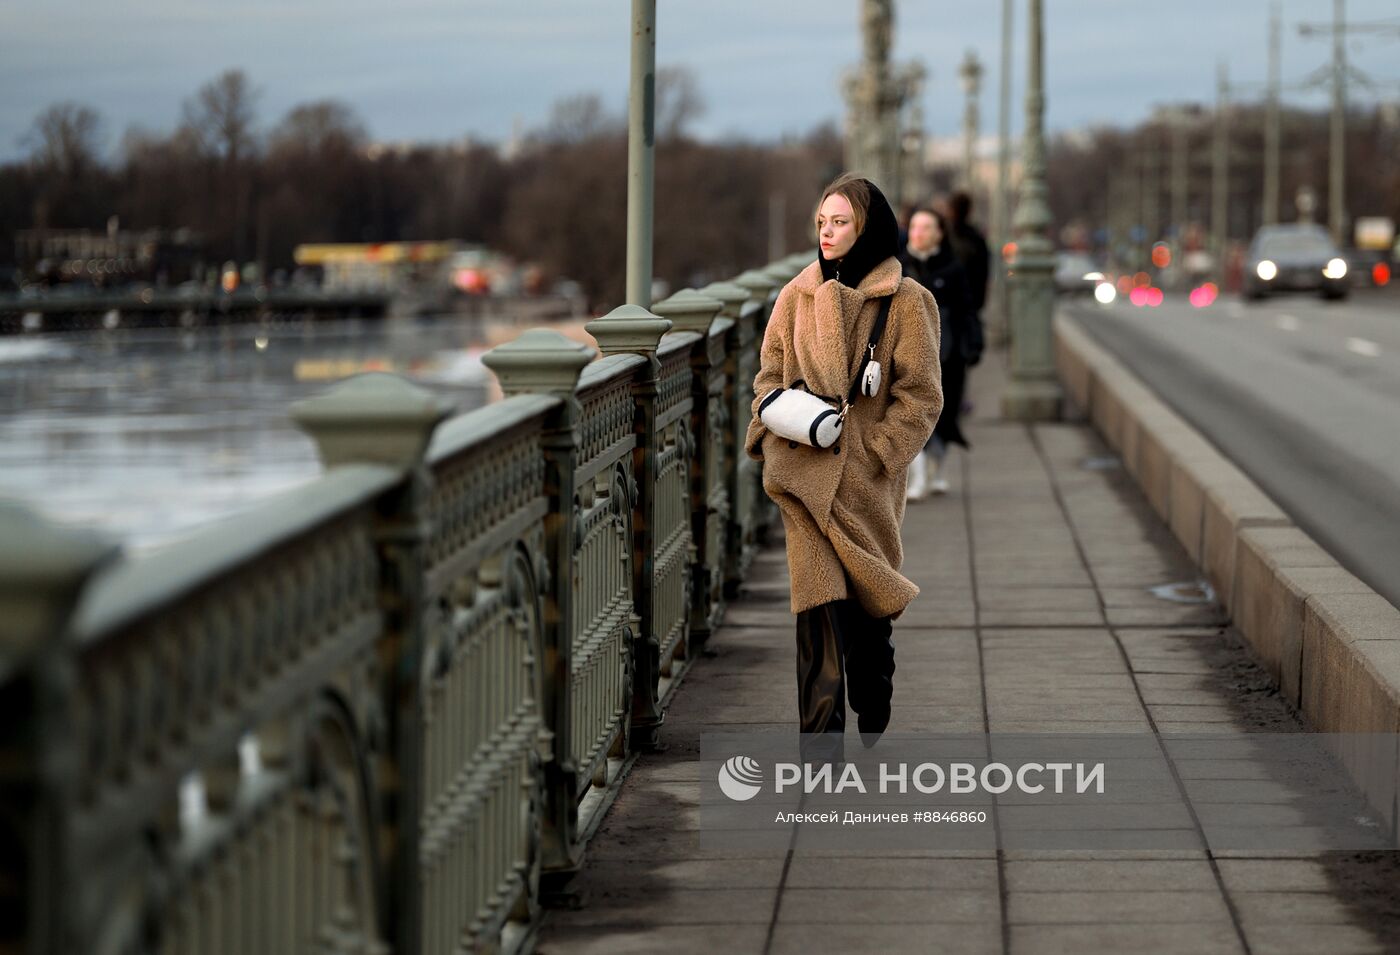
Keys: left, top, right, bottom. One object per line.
{"left": 5, "top": 66, "right": 1395, "bottom": 310}
{"left": 1045, "top": 101, "right": 1400, "bottom": 254}
{"left": 0, "top": 68, "right": 845, "bottom": 310}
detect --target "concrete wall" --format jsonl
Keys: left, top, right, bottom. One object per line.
{"left": 1055, "top": 311, "right": 1400, "bottom": 835}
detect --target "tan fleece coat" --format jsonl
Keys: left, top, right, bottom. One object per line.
{"left": 744, "top": 256, "right": 943, "bottom": 620}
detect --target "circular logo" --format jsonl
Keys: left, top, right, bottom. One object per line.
{"left": 717, "top": 755, "right": 764, "bottom": 801}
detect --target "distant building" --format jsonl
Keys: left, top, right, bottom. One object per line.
{"left": 292, "top": 241, "right": 519, "bottom": 295}
{"left": 920, "top": 134, "right": 1022, "bottom": 213}
{"left": 293, "top": 241, "right": 459, "bottom": 292}
{"left": 15, "top": 226, "right": 205, "bottom": 288}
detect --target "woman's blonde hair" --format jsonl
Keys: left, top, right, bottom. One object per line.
{"left": 814, "top": 172, "right": 871, "bottom": 237}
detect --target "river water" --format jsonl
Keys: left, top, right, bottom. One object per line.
{"left": 0, "top": 317, "right": 495, "bottom": 554}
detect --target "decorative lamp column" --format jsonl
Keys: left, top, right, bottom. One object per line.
{"left": 1001, "top": 0, "right": 1064, "bottom": 421}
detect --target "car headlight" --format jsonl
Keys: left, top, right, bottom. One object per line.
{"left": 1093, "top": 282, "right": 1117, "bottom": 305}
{"left": 1323, "top": 257, "right": 1347, "bottom": 279}
{"left": 1256, "top": 260, "right": 1278, "bottom": 281}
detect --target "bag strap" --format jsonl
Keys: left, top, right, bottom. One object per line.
{"left": 845, "top": 293, "right": 894, "bottom": 404}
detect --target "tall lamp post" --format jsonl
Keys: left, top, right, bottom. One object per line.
{"left": 1001, "top": 0, "right": 1062, "bottom": 421}
{"left": 626, "top": 0, "right": 656, "bottom": 307}
{"left": 989, "top": 0, "right": 1014, "bottom": 346}
{"left": 959, "top": 51, "right": 983, "bottom": 192}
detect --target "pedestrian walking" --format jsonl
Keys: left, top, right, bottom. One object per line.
{"left": 944, "top": 190, "right": 992, "bottom": 316}
{"left": 744, "top": 173, "right": 943, "bottom": 763}
{"left": 940, "top": 191, "right": 990, "bottom": 423}
{"left": 898, "top": 207, "right": 977, "bottom": 498}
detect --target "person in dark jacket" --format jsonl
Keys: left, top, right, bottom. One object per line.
{"left": 945, "top": 190, "right": 992, "bottom": 315}
{"left": 898, "top": 207, "right": 978, "bottom": 498}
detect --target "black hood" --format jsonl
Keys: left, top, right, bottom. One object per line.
{"left": 818, "top": 178, "right": 900, "bottom": 289}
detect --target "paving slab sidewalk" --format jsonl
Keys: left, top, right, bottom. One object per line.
{"left": 534, "top": 347, "right": 1400, "bottom": 955}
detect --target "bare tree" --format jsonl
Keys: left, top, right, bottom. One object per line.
{"left": 177, "top": 69, "right": 261, "bottom": 260}
{"left": 24, "top": 102, "right": 104, "bottom": 177}
{"left": 117, "top": 124, "right": 204, "bottom": 231}
{"left": 261, "top": 100, "right": 373, "bottom": 265}
{"left": 269, "top": 100, "right": 366, "bottom": 155}
{"left": 542, "top": 94, "right": 621, "bottom": 145}
{"left": 22, "top": 103, "right": 108, "bottom": 228}
{"left": 655, "top": 67, "right": 705, "bottom": 142}
{"left": 181, "top": 69, "right": 260, "bottom": 163}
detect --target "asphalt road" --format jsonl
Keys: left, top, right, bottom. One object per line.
{"left": 1064, "top": 286, "right": 1400, "bottom": 610}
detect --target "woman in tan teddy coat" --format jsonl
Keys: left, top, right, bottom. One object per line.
{"left": 744, "top": 173, "right": 943, "bottom": 760}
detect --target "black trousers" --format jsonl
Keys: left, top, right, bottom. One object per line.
{"left": 795, "top": 595, "right": 896, "bottom": 758}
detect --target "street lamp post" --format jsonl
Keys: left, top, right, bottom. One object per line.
{"left": 1328, "top": 0, "right": 1346, "bottom": 246}
{"left": 1212, "top": 62, "right": 1230, "bottom": 275}
{"left": 1001, "top": 0, "right": 1062, "bottom": 421}
{"left": 626, "top": 0, "right": 656, "bottom": 307}
{"left": 989, "top": 0, "right": 1014, "bottom": 347}
{"left": 1264, "top": 2, "right": 1281, "bottom": 227}
{"left": 959, "top": 51, "right": 983, "bottom": 192}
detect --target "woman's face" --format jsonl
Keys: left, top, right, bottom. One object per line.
{"left": 817, "top": 193, "right": 858, "bottom": 260}
{"left": 908, "top": 211, "right": 942, "bottom": 253}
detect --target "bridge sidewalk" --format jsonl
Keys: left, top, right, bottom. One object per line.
{"left": 533, "top": 348, "right": 1400, "bottom": 955}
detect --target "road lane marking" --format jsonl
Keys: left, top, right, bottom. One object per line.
{"left": 1276, "top": 314, "right": 1299, "bottom": 331}
{"left": 1346, "top": 337, "right": 1381, "bottom": 358}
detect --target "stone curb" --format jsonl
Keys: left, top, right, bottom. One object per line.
{"left": 1054, "top": 310, "right": 1400, "bottom": 834}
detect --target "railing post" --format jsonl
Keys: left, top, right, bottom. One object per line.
{"left": 761, "top": 261, "right": 801, "bottom": 287}
{"left": 698, "top": 280, "right": 754, "bottom": 593}
{"left": 291, "top": 372, "right": 452, "bottom": 955}
{"left": 783, "top": 250, "right": 817, "bottom": 275}
{"left": 732, "top": 269, "right": 781, "bottom": 305}
{"left": 650, "top": 289, "right": 726, "bottom": 654}
{"left": 726, "top": 272, "right": 781, "bottom": 592}
{"left": 0, "top": 503, "right": 117, "bottom": 955}
{"left": 481, "top": 330, "right": 594, "bottom": 873}
{"left": 584, "top": 305, "right": 673, "bottom": 749}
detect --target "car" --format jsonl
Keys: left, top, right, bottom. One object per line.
{"left": 1242, "top": 224, "right": 1350, "bottom": 301}
{"left": 1054, "top": 252, "right": 1102, "bottom": 296}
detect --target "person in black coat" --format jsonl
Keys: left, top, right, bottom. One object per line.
{"left": 897, "top": 207, "right": 982, "bottom": 499}
{"left": 945, "top": 190, "right": 992, "bottom": 315}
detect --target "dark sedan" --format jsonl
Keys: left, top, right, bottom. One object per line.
{"left": 1243, "top": 224, "right": 1350, "bottom": 301}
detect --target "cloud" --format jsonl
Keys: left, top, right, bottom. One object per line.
{"left": 1, "top": 0, "right": 1396, "bottom": 161}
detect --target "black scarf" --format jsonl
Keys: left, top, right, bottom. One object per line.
{"left": 818, "top": 178, "right": 900, "bottom": 289}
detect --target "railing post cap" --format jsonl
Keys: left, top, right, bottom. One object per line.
{"left": 583, "top": 304, "right": 673, "bottom": 356}
{"left": 290, "top": 371, "right": 453, "bottom": 469}
{"left": 762, "top": 261, "right": 799, "bottom": 284}
{"left": 732, "top": 270, "right": 781, "bottom": 297}
{"left": 697, "top": 281, "right": 749, "bottom": 308}
{"left": 481, "top": 327, "right": 596, "bottom": 398}
{"left": 650, "top": 289, "right": 723, "bottom": 334}
{"left": 0, "top": 499, "right": 119, "bottom": 650}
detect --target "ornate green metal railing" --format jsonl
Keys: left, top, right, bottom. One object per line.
{"left": 0, "top": 252, "right": 813, "bottom": 955}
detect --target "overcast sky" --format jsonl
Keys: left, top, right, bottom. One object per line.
{"left": 3, "top": 1, "right": 1398, "bottom": 162}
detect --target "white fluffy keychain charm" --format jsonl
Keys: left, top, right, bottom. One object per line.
{"left": 860, "top": 344, "right": 882, "bottom": 397}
